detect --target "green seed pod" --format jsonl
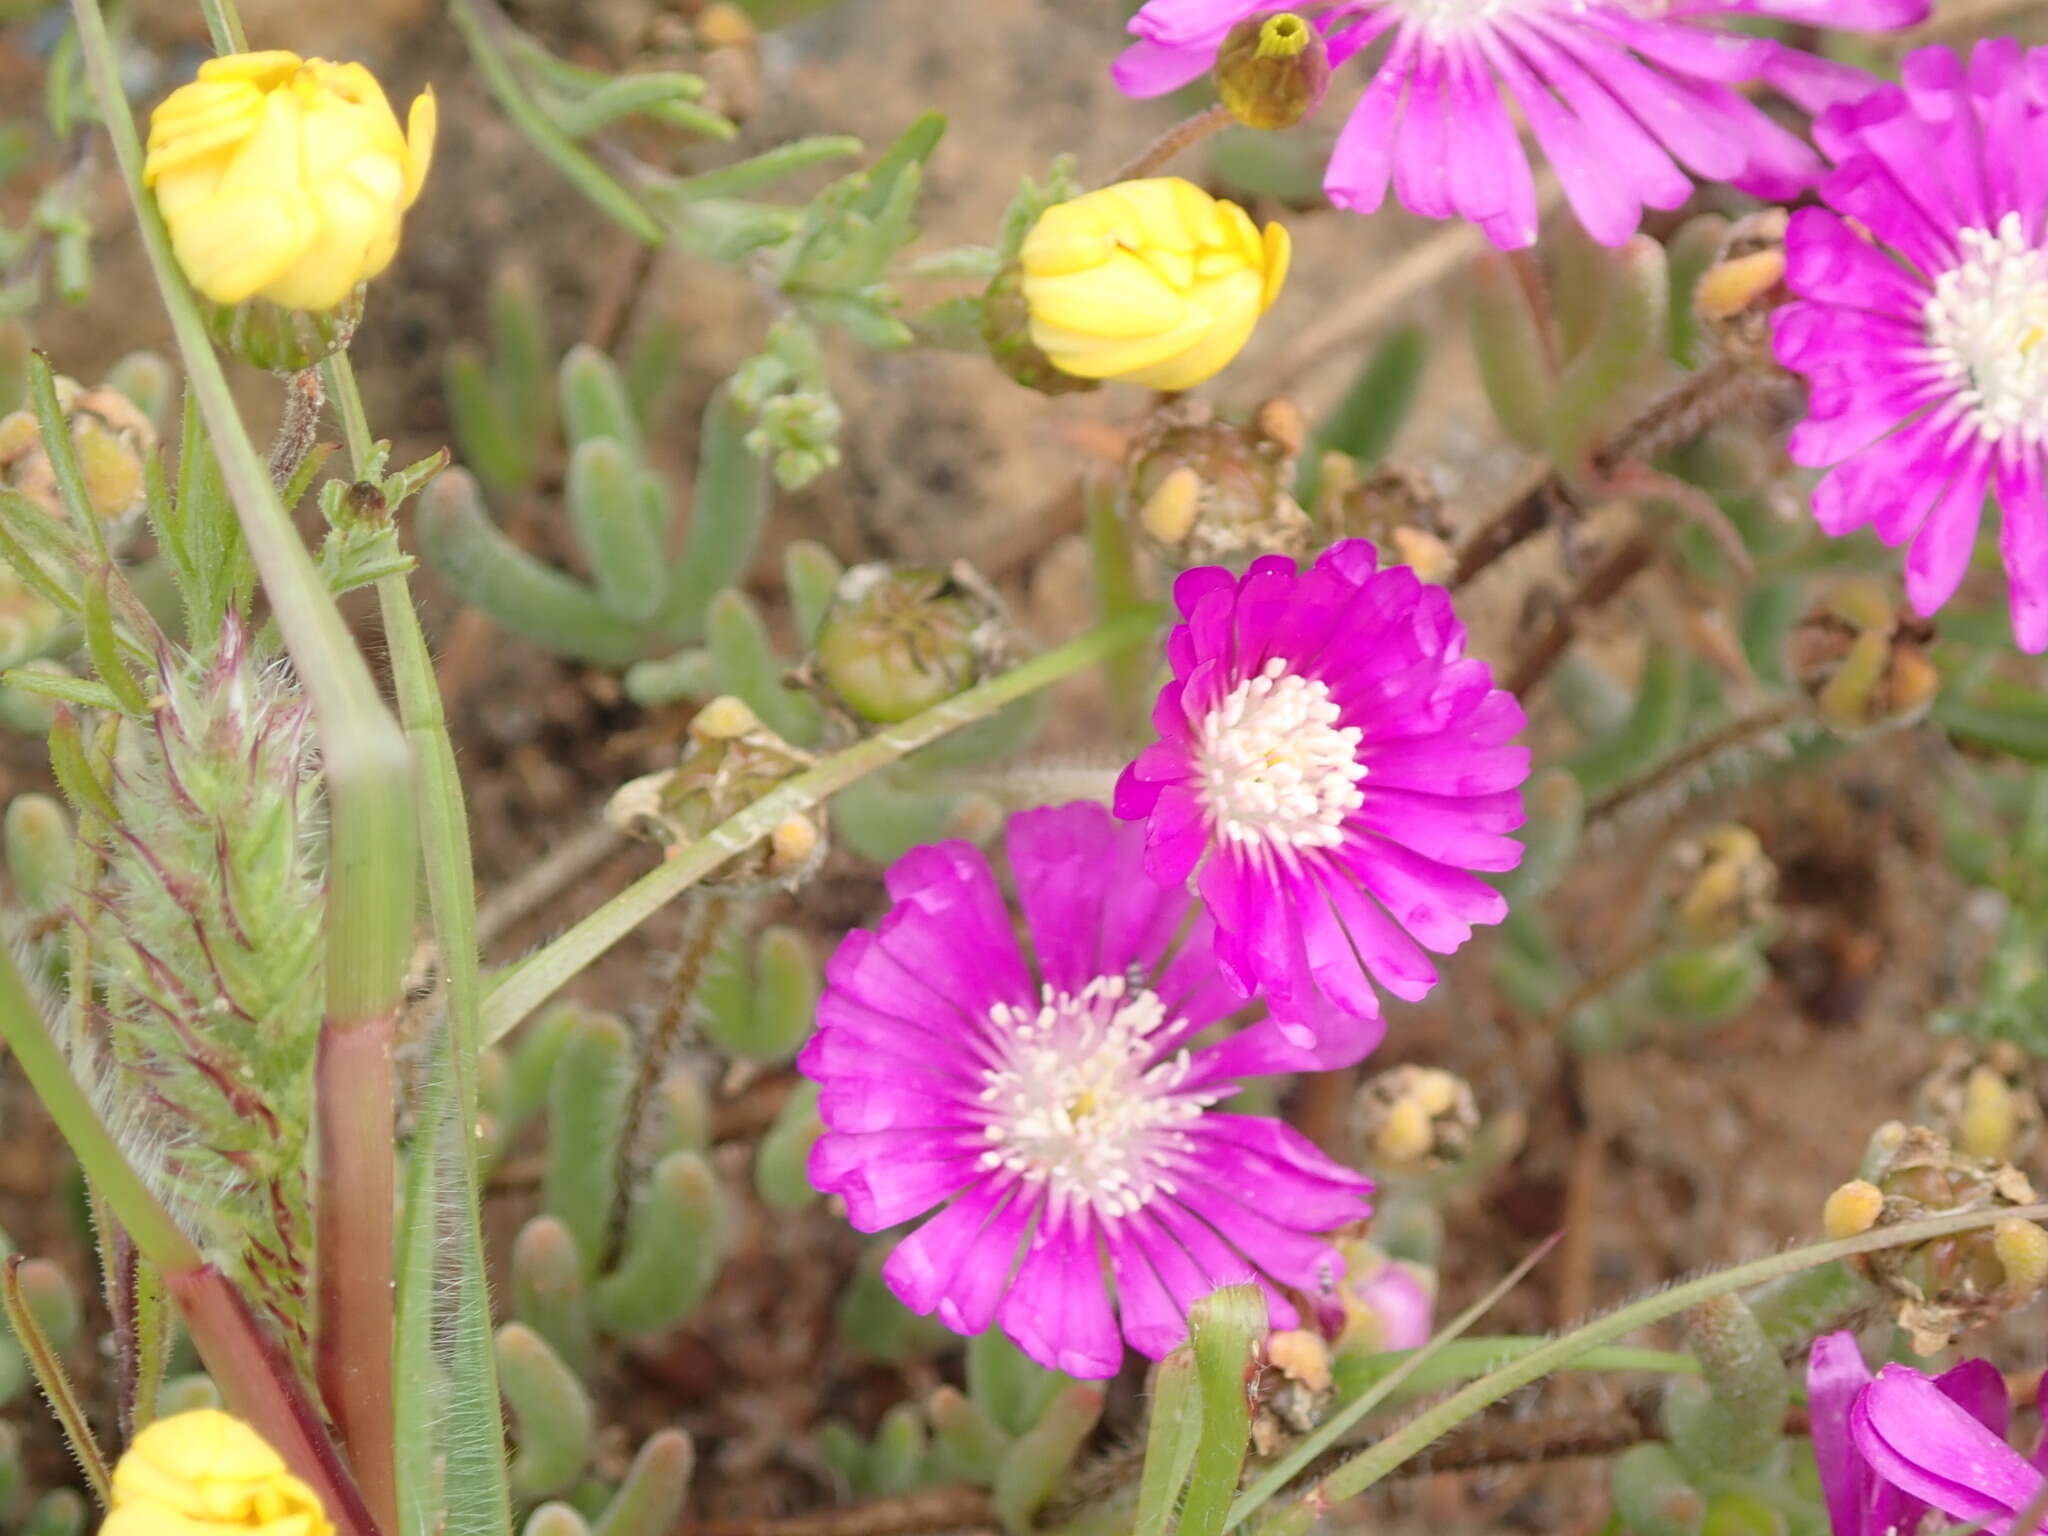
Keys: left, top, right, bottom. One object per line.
{"left": 1648, "top": 941, "right": 1769, "bottom": 1027}
{"left": 512, "top": 1216, "right": 595, "bottom": 1374}
{"left": 497, "top": 1322, "right": 596, "bottom": 1501}
{"left": 592, "top": 1152, "right": 725, "bottom": 1337}
{"left": 1122, "top": 397, "right": 1309, "bottom": 567}
{"left": 812, "top": 563, "right": 1000, "bottom": 725}
{"left": 591, "top": 1430, "right": 694, "bottom": 1536}
{"left": 542, "top": 1011, "right": 633, "bottom": 1275}
{"left": 1214, "top": 12, "right": 1330, "bottom": 130}
{"left": 605, "top": 696, "right": 826, "bottom": 890}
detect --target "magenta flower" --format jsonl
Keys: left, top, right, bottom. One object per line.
{"left": 1775, "top": 41, "right": 2048, "bottom": 651}
{"left": 1808, "top": 1331, "right": 2046, "bottom": 1536}
{"left": 1114, "top": 541, "right": 1528, "bottom": 1033}
{"left": 800, "top": 802, "right": 1376, "bottom": 1378}
{"left": 1113, "top": 0, "right": 1923, "bottom": 249}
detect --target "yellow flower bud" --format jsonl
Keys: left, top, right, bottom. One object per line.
{"left": 144, "top": 52, "right": 436, "bottom": 313}
{"left": 1822, "top": 1178, "right": 1883, "bottom": 1239}
{"left": 101, "top": 1410, "right": 331, "bottom": 1536}
{"left": 1018, "top": 178, "right": 1288, "bottom": 391}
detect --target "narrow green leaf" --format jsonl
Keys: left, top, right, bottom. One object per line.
{"left": 1134, "top": 1349, "right": 1203, "bottom": 1536}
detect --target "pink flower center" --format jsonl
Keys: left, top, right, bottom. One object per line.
{"left": 975, "top": 976, "right": 1217, "bottom": 1218}
{"left": 1926, "top": 212, "right": 2048, "bottom": 446}
{"left": 1196, "top": 658, "right": 1367, "bottom": 853}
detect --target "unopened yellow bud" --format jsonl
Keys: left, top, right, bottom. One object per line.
{"left": 1961, "top": 1065, "right": 2021, "bottom": 1162}
{"left": 1138, "top": 466, "right": 1203, "bottom": 547}
{"left": 1822, "top": 1179, "right": 1883, "bottom": 1240}
{"left": 1694, "top": 250, "right": 1786, "bottom": 326}
{"left": 1406, "top": 1067, "right": 1461, "bottom": 1118}
{"left": 695, "top": 2, "right": 757, "bottom": 48}
{"left": 1018, "top": 179, "right": 1289, "bottom": 391}
{"left": 770, "top": 813, "right": 820, "bottom": 870}
{"left": 1996, "top": 1219, "right": 2048, "bottom": 1296}
{"left": 144, "top": 52, "right": 435, "bottom": 312}
{"left": 101, "top": 1409, "right": 331, "bottom": 1536}
{"left": 692, "top": 695, "right": 759, "bottom": 741}
{"left": 1265, "top": 1328, "right": 1332, "bottom": 1393}
{"left": 1373, "top": 1097, "right": 1434, "bottom": 1165}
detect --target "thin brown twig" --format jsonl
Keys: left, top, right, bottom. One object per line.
{"left": 1583, "top": 698, "right": 1810, "bottom": 831}
{"left": 607, "top": 892, "right": 731, "bottom": 1267}
{"left": 1503, "top": 532, "right": 1659, "bottom": 699}
{"left": 1450, "top": 358, "right": 1763, "bottom": 591}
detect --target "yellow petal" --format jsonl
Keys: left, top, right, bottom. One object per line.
{"left": 170, "top": 183, "right": 318, "bottom": 304}
{"left": 401, "top": 88, "right": 436, "bottom": 207}
{"left": 196, "top": 49, "right": 301, "bottom": 88}
{"left": 1136, "top": 244, "right": 1196, "bottom": 291}
{"left": 1032, "top": 308, "right": 1213, "bottom": 381}
{"left": 1021, "top": 254, "right": 1187, "bottom": 338}
{"left": 1019, "top": 205, "right": 1115, "bottom": 278}
{"left": 1259, "top": 221, "right": 1290, "bottom": 311}
{"left": 144, "top": 81, "right": 265, "bottom": 182}
{"left": 1126, "top": 269, "right": 1263, "bottom": 389}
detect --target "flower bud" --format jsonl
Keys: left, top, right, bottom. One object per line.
{"left": 1319, "top": 461, "right": 1455, "bottom": 583}
{"left": 202, "top": 291, "right": 365, "bottom": 374}
{"left": 605, "top": 696, "right": 827, "bottom": 890}
{"left": 1018, "top": 178, "right": 1289, "bottom": 390}
{"left": 1853, "top": 1123, "right": 2044, "bottom": 1353}
{"left": 1787, "top": 578, "right": 1938, "bottom": 737}
{"left": 1121, "top": 397, "right": 1310, "bottom": 565}
{"left": 1913, "top": 1042, "right": 2042, "bottom": 1164}
{"left": 1351, "top": 1065, "right": 1477, "bottom": 1171}
{"left": 982, "top": 263, "right": 1101, "bottom": 396}
{"left": 145, "top": 52, "right": 435, "bottom": 314}
{"left": 1692, "top": 208, "right": 1789, "bottom": 368}
{"left": 1332, "top": 1236, "right": 1436, "bottom": 1357}
{"left": 811, "top": 562, "right": 1006, "bottom": 724}
{"left": 0, "top": 375, "right": 158, "bottom": 541}
{"left": 1668, "top": 826, "right": 1777, "bottom": 945}
{"left": 1214, "top": 13, "right": 1331, "bottom": 131}
{"left": 1253, "top": 1327, "right": 1335, "bottom": 1450}
{"left": 101, "top": 1410, "right": 331, "bottom": 1536}
{"left": 1821, "top": 1178, "right": 1883, "bottom": 1239}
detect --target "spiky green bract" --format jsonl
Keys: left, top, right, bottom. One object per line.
{"left": 77, "top": 614, "right": 323, "bottom": 1375}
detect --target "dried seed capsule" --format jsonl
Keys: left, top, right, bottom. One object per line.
{"left": 1215, "top": 13, "right": 1331, "bottom": 131}
{"left": 812, "top": 562, "right": 1006, "bottom": 724}
{"left": 1121, "top": 397, "right": 1311, "bottom": 566}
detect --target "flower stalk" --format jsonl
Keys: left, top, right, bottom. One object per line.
{"left": 481, "top": 602, "right": 1166, "bottom": 1044}
{"left": 70, "top": 2, "right": 418, "bottom": 1525}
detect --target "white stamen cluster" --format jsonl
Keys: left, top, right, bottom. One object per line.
{"left": 1197, "top": 657, "right": 1367, "bottom": 853}
{"left": 1926, "top": 212, "right": 2048, "bottom": 447}
{"left": 977, "top": 975, "right": 1214, "bottom": 1218}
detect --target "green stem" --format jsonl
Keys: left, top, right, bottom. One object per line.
{"left": 1238, "top": 1201, "right": 2048, "bottom": 1534}
{"left": 480, "top": 603, "right": 1165, "bottom": 1044}
{"left": 198, "top": 0, "right": 247, "bottom": 51}
{"left": 447, "top": 0, "right": 664, "bottom": 243}
{"left": 71, "top": 6, "right": 415, "bottom": 1525}
{"left": 330, "top": 329, "right": 514, "bottom": 1536}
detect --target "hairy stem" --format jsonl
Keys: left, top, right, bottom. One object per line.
{"left": 1108, "top": 104, "right": 1233, "bottom": 183}
{"left": 480, "top": 604, "right": 1165, "bottom": 1044}
{"left": 1584, "top": 698, "right": 1811, "bottom": 831}
{"left": 1503, "top": 532, "right": 1659, "bottom": 699}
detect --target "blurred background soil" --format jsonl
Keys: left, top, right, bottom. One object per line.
{"left": 0, "top": 0, "right": 2037, "bottom": 1528}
